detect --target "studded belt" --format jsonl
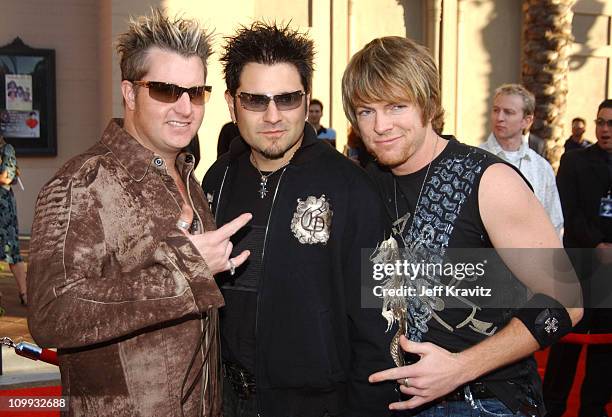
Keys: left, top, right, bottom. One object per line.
{"left": 442, "top": 382, "right": 495, "bottom": 401}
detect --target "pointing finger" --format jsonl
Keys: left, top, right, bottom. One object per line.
{"left": 369, "top": 364, "right": 417, "bottom": 383}
{"left": 214, "top": 213, "right": 252, "bottom": 240}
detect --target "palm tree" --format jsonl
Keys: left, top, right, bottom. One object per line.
{"left": 522, "top": 0, "right": 576, "bottom": 168}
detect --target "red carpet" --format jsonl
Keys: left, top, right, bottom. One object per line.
{"left": 0, "top": 349, "right": 610, "bottom": 416}
{"left": 536, "top": 346, "right": 612, "bottom": 417}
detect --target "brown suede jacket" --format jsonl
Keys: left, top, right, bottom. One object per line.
{"left": 27, "top": 119, "right": 224, "bottom": 417}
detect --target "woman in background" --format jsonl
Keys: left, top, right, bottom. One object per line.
{"left": 0, "top": 136, "right": 27, "bottom": 305}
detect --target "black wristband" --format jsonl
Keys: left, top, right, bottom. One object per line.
{"left": 514, "top": 293, "right": 573, "bottom": 348}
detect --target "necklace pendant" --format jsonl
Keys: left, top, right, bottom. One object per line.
{"left": 258, "top": 177, "right": 268, "bottom": 199}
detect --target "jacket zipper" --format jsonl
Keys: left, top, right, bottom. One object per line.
{"left": 255, "top": 167, "right": 287, "bottom": 415}
{"left": 260, "top": 168, "right": 287, "bottom": 260}
{"left": 215, "top": 166, "right": 230, "bottom": 220}
{"left": 257, "top": 166, "right": 287, "bottom": 326}
{"left": 215, "top": 162, "right": 288, "bottom": 414}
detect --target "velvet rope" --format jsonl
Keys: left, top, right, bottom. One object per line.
{"left": 560, "top": 333, "right": 612, "bottom": 345}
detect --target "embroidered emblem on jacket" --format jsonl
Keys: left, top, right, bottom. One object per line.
{"left": 291, "top": 194, "right": 332, "bottom": 244}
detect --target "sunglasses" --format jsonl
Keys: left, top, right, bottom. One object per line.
{"left": 595, "top": 118, "right": 612, "bottom": 128}
{"left": 132, "top": 81, "right": 212, "bottom": 105}
{"left": 237, "top": 90, "right": 305, "bottom": 112}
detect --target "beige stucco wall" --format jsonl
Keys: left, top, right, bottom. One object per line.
{"left": 0, "top": 0, "right": 102, "bottom": 234}
{"left": 452, "top": 0, "right": 522, "bottom": 145}
{"left": 566, "top": 0, "right": 612, "bottom": 142}
{"left": 3, "top": 0, "right": 610, "bottom": 233}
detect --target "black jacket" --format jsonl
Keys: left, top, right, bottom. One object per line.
{"left": 203, "top": 125, "right": 397, "bottom": 417}
{"left": 557, "top": 144, "right": 612, "bottom": 248}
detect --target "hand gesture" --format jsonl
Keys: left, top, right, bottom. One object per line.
{"left": 369, "top": 335, "right": 469, "bottom": 410}
{"left": 177, "top": 204, "right": 252, "bottom": 275}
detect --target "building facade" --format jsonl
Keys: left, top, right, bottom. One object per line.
{"left": 1, "top": 0, "right": 610, "bottom": 232}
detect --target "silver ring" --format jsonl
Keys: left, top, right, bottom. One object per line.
{"left": 228, "top": 259, "right": 236, "bottom": 276}
{"left": 402, "top": 377, "right": 410, "bottom": 388}
{"left": 176, "top": 219, "right": 191, "bottom": 230}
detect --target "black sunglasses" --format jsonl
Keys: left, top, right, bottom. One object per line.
{"left": 595, "top": 118, "right": 612, "bottom": 128}
{"left": 132, "top": 81, "right": 212, "bottom": 105}
{"left": 237, "top": 90, "right": 305, "bottom": 112}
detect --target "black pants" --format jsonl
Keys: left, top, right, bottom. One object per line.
{"left": 222, "top": 375, "right": 258, "bottom": 417}
{"left": 543, "top": 310, "right": 612, "bottom": 417}
{"left": 222, "top": 376, "right": 337, "bottom": 417}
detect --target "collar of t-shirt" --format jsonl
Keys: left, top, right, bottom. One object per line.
{"left": 503, "top": 149, "right": 523, "bottom": 167}
{"left": 484, "top": 132, "right": 530, "bottom": 161}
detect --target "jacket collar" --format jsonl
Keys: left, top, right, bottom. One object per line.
{"left": 484, "top": 132, "right": 531, "bottom": 161}
{"left": 101, "top": 118, "right": 194, "bottom": 181}
{"left": 227, "top": 122, "right": 322, "bottom": 166}
{"left": 586, "top": 142, "right": 611, "bottom": 162}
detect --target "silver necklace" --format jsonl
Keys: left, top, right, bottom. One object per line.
{"left": 393, "top": 136, "right": 439, "bottom": 241}
{"left": 251, "top": 155, "right": 289, "bottom": 199}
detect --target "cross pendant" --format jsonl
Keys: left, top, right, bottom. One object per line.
{"left": 258, "top": 177, "right": 268, "bottom": 199}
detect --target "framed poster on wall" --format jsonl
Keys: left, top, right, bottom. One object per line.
{"left": 0, "top": 37, "right": 56, "bottom": 156}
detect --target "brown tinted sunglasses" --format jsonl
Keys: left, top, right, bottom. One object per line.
{"left": 132, "top": 81, "right": 212, "bottom": 105}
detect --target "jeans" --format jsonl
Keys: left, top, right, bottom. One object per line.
{"left": 409, "top": 399, "right": 528, "bottom": 417}
{"left": 408, "top": 385, "right": 532, "bottom": 417}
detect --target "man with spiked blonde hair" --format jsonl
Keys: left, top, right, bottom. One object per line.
{"left": 342, "top": 36, "right": 582, "bottom": 416}
{"left": 27, "top": 9, "right": 250, "bottom": 417}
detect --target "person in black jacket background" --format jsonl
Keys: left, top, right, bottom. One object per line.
{"left": 202, "top": 22, "right": 397, "bottom": 417}
{"left": 544, "top": 99, "right": 612, "bottom": 417}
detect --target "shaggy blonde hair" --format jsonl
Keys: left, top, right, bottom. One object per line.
{"left": 342, "top": 36, "right": 444, "bottom": 134}
{"left": 115, "top": 8, "right": 212, "bottom": 82}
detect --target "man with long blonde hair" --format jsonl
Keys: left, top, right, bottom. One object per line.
{"left": 342, "top": 36, "right": 582, "bottom": 417}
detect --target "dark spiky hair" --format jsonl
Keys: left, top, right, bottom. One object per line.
{"left": 221, "top": 22, "right": 315, "bottom": 95}
{"left": 599, "top": 99, "right": 612, "bottom": 113}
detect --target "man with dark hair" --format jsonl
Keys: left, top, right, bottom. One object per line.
{"left": 545, "top": 99, "right": 612, "bottom": 417}
{"left": 203, "top": 22, "right": 396, "bottom": 417}
{"left": 308, "top": 98, "right": 337, "bottom": 147}
{"left": 342, "top": 36, "right": 582, "bottom": 416}
{"left": 564, "top": 117, "right": 592, "bottom": 152}
{"left": 27, "top": 9, "right": 250, "bottom": 417}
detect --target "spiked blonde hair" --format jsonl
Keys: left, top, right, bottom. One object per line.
{"left": 115, "top": 8, "right": 213, "bottom": 82}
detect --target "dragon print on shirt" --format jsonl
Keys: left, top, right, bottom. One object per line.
{"left": 377, "top": 149, "right": 498, "bottom": 348}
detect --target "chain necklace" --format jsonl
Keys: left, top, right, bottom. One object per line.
{"left": 393, "top": 135, "right": 439, "bottom": 243}
{"left": 251, "top": 154, "right": 289, "bottom": 199}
